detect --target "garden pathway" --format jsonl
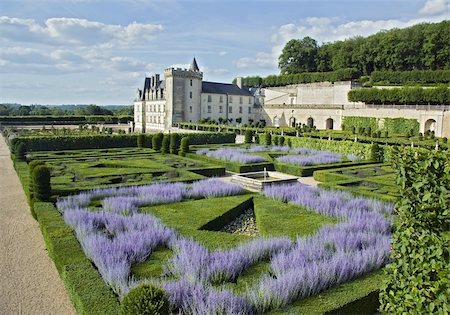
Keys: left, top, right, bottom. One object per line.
{"left": 0, "top": 136, "right": 75, "bottom": 315}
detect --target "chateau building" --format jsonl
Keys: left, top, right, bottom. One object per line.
{"left": 134, "top": 58, "right": 256, "bottom": 132}
{"left": 134, "top": 58, "right": 450, "bottom": 137}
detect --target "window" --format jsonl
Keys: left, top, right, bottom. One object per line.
{"left": 229, "top": 106, "right": 232, "bottom": 113}
{"left": 219, "top": 95, "right": 223, "bottom": 103}
{"left": 248, "top": 97, "right": 252, "bottom": 104}
{"left": 207, "top": 95, "right": 212, "bottom": 102}
{"left": 229, "top": 96, "right": 233, "bottom": 103}
{"left": 189, "top": 106, "right": 192, "bottom": 113}
{"left": 207, "top": 105, "right": 211, "bottom": 113}
{"left": 219, "top": 105, "right": 223, "bottom": 113}
{"left": 158, "top": 105, "right": 160, "bottom": 112}
{"left": 189, "top": 91, "right": 192, "bottom": 99}
{"left": 190, "top": 79, "right": 192, "bottom": 86}
{"left": 239, "top": 106, "right": 242, "bottom": 114}
{"left": 239, "top": 96, "right": 243, "bottom": 104}
{"left": 248, "top": 107, "right": 251, "bottom": 114}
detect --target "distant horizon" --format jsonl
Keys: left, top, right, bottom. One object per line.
{"left": 1, "top": 0, "right": 449, "bottom": 105}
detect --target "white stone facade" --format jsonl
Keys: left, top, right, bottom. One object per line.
{"left": 134, "top": 60, "right": 449, "bottom": 137}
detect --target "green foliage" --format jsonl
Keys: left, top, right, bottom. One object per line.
{"left": 265, "top": 133, "right": 272, "bottom": 146}
{"left": 137, "top": 134, "right": 145, "bottom": 148}
{"left": 152, "top": 133, "right": 163, "bottom": 151}
{"left": 180, "top": 137, "right": 190, "bottom": 156}
{"left": 370, "top": 143, "right": 383, "bottom": 162}
{"left": 276, "top": 20, "right": 449, "bottom": 76}
{"left": 240, "top": 68, "right": 359, "bottom": 87}
{"left": 244, "top": 130, "right": 253, "bottom": 144}
{"left": 383, "top": 118, "right": 419, "bottom": 136}
{"left": 161, "top": 135, "right": 170, "bottom": 154}
{"left": 15, "top": 142, "right": 27, "bottom": 161}
{"left": 279, "top": 136, "right": 285, "bottom": 146}
{"left": 120, "top": 284, "right": 169, "bottom": 315}
{"left": 28, "top": 160, "right": 45, "bottom": 200}
{"left": 380, "top": 148, "right": 450, "bottom": 314}
{"left": 169, "top": 133, "right": 181, "bottom": 155}
{"left": 370, "top": 69, "right": 450, "bottom": 84}
{"left": 32, "top": 165, "right": 51, "bottom": 201}
{"left": 34, "top": 202, "right": 119, "bottom": 315}
{"left": 342, "top": 117, "right": 378, "bottom": 134}
{"left": 348, "top": 86, "right": 450, "bottom": 105}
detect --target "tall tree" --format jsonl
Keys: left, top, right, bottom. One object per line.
{"left": 278, "top": 37, "right": 318, "bottom": 74}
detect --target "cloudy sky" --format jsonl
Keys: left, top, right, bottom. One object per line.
{"left": 1, "top": 0, "right": 448, "bottom": 105}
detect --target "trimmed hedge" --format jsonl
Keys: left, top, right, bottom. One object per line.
{"left": 10, "top": 132, "right": 236, "bottom": 152}
{"left": 274, "top": 160, "right": 375, "bottom": 177}
{"left": 236, "top": 68, "right": 360, "bottom": 87}
{"left": 34, "top": 202, "right": 119, "bottom": 315}
{"left": 187, "top": 152, "right": 274, "bottom": 173}
{"left": 370, "top": 70, "right": 450, "bottom": 85}
{"left": 348, "top": 85, "right": 450, "bottom": 105}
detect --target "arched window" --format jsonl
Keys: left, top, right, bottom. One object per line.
{"left": 307, "top": 117, "right": 314, "bottom": 128}
{"left": 424, "top": 119, "right": 436, "bottom": 132}
{"left": 326, "top": 118, "right": 334, "bottom": 130}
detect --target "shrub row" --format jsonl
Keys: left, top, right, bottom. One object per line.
{"left": 274, "top": 160, "right": 375, "bottom": 177}
{"left": 11, "top": 132, "right": 236, "bottom": 152}
{"left": 235, "top": 68, "right": 361, "bottom": 87}
{"left": 34, "top": 202, "right": 119, "bottom": 315}
{"left": 0, "top": 115, "right": 132, "bottom": 124}
{"left": 348, "top": 85, "right": 450, "bottom": 105}
{"left": 370, "top": 70, "right": 450, "bottom": 85}
{"left": 187, "top": 152, "right": 274, "bottom": 173}
{"left": 342, "top": 117, "right": 420, "bottom": 138}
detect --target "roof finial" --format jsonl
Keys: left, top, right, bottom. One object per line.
{"left": 190, "top": 57, "right": 200, "bottom": 72}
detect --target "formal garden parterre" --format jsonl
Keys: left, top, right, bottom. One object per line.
{"left": 5, "top": 131, "right": 449, "bottom": 314}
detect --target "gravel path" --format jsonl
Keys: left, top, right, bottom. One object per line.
{"left": 220, "top": 209, "right": 259, "bottom": 236}
{"left": 0, "top": 136, "right": 75, "bottom": 315}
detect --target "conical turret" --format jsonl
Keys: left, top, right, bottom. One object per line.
{"left": 190, "top": 57, "right": 200, "bottom": 72}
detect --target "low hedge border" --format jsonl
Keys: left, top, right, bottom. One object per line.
{"left": 319, "top": 180, "right": 398, "bottom": 203}
{"left": 34, "top": 202, "right": 119, "bottom": 315}
{"left": 313, "top": 163, "right": 385, "bottom": 182}
{"left": 186, "top": 152, "right": 275, "bottom": 173}
{"left": 274, "top": 160, "right": 376, "bottom": 177}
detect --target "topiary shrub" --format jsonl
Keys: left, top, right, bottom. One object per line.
{"left": 179, "top": 137, "right": 190, "bottom": 156}
{"left": 120, "top": 283, "right": 169, "bottom": 315}
{"left": 370, "top": 143, "right": 383, "bottom": 162}
{"left": 265, "top": 132, "right": 272, "bottom": 146}
{"left": 379, "top": 149, "right": 450, "bottom": 314}
{"left": 254, "top": 133, "right": 260, "bottom": 144}
{"left": 244, "top": 130, "right": 253, "bottom": 144}
{"left": 169, "top": 134, "right": 181, "bottom": 154}
{"left": 28, "top": 160, "right": 46, "bottom": 198}
{"left": 137, "top": 134, "right": 145, "bottom": 148}
{"left": 279, "top": 136, "right": 285, "bottom": 146}
{"left": 161, "top": 135, "right": 170, "bottom": 154}
{"left": 15, "top": 142, "right": 27, "bottom": 161}
{"left": 287, "top": 138, "right": 292, "bottom": 148}
{"left": 273, "top": 135, "right": 279, "bottom": 145}
{"left": 33, "top": 165, "right": 51, "bottom": 201}
{"left": 152, "top": 133, "right": 163, "bottom": 151}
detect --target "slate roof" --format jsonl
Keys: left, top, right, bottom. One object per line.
{"left": 202, "top": 81, "right": 253, "bottom": 96}
{"left": 190, "top": 57, "right": 200, "bottom": 72}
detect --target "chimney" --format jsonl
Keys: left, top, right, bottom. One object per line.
{"left": 236, "top": 77, "right": 243, "bottom": 89}
{"left": 155, "top": 74, "right": 160, "bottom": 86}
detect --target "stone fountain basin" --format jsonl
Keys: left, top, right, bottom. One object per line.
{"left": 231, "top": 171, "right": 298, "bottom": 191}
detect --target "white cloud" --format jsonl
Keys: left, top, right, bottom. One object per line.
{"left": 235, "top": 1, "right": 449, "bottom": 70}
{"left": 0, "top": 16, "right": 163, "bottom": 46}
{"left": 420, "top": 0, "right": 450, "bottom": 15}
{"left": 219, "top": 51, "right": 228, "bottom": 56}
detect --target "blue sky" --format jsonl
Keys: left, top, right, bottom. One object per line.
{"left": 1, "top": 0, "right": 448, "bottom": 105}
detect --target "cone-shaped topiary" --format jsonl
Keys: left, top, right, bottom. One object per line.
{"left": 137, "top": 134, "right": 145, "bottom": 148}
{"left": 152, "top": 133, "right": 163, "bottom": 151}
{"left": 169, "top": 133, "right": 180, "bottom": 154}
{"left": 265, "top": 132, "right": 271, "bottom": 146}
{"left": 15, "top": 143, "right": 27, "bottom": 161}
{"left": 29, "top": 160, "right": 46, "bottom": 198}
{"left": 161, "top": 135, "right": 170, "bottom": 154}
{"left": 179, "top": 137, "right": 190, "bottom": 156}
{"left": 33, "top": 165, "right": 51, "bottom": 201}
{"left": 120, "top": 284, "right": 169, "bottom": 315}
{"left": 244, "top": 130, "right": 253, "bottom": 144}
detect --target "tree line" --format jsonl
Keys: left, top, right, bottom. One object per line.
{"left": 0, "top": 104, "right": 133, "bottom": 116}
{"left": 278, "top": 20, "right": 449, "bottom": 75}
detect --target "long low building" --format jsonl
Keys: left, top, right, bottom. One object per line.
{"left": 134, "top": 59, "right": 450, "bottom": 137}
